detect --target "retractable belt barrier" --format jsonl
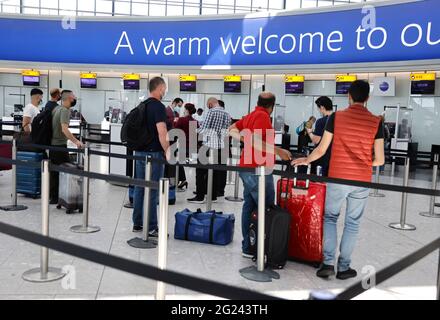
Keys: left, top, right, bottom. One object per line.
{"left": 0, "top": 144, "right": 439, "bottom": 300}
{"left": 83, "top": 137, "right": 124, "bottom": 146}
{"left": 0, "top": 157, "right": 157, "bottom": 190}
{"left": 0, "top": 221, "right": 278, "bottom": 300}
{"left": 1, "top": 141, "right": 440, "bottom": 197}
{"left": 336, "top": 237, "right": 440, "bottom": 300}
{"left": 0, "top": 139, "right": 85, "bottom": 154}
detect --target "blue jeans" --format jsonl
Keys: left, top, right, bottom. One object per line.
{"left": 132, "top": 151, "right": 164, "bottom": 230}
{"left": 239, "top": 171, "right": 275, "bottom": 254}
{"left": 323, "top": 183, "right": 370, "bottom": 272}
{"left": 128, "top": 185, "right": 134, "bottom": 202}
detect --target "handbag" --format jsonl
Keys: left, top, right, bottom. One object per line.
{"left": 13, "top": 127, "right": 33, "bottom": 151}
{"left": 174, "top": 209, "right": 235, "bottom": 245}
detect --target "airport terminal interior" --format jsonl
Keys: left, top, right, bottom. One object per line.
{"left": 0, "top": 0, "right": 439, "bottom": 301}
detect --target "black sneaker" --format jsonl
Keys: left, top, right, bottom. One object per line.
{"left": 148, "top": 229, "right": 169, "bottom": 238}
{"left": 336, "top": 268, "right": 357, "bottom": 280}
{"left": 187, "top": 196, "right": 205, "bottom": 204}
{"left": 132, "top": 225, "right": 143, "bottom": 233}
{"left": 123, "top": 202, "right": 134, "bottom": 209}
{"left": 49, "top": 199, "right": 58, "bottom": 205}
{"left": 148, "top": 229, "right": 159, "bottom": 237}
{"left": 217, "top": 192, "right": 225, "bottom": 198}
{"left": 316, "top": 264, "right": 336, "bottom": 278}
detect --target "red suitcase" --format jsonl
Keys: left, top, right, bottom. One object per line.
{"left": 0, "top": 143, "right": 12, "bottom": 171}
{"left": 277, "top": 167, "right": 326, "bottom": 265}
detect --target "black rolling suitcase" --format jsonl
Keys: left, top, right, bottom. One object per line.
{"left": 249, "top": 205, "right": 291, "bottom": 269}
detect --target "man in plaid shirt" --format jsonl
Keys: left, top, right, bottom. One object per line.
{"left": 188, "top": 97, "right": 231, "bottom": 203}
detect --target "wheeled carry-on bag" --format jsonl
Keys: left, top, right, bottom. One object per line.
{"left": 248, "top": 205, "right": 291, "bottom": 269}
{"left": 174, "top": 209, "right": 235, "bottom": 245}
{"left": 277, "top": 165, "right": 326, "bottom": 266}
{"left": 57, "top": 162, "right": 83, "bottom": 214}
{"left": 16, "top": 151, "right": 44, "bottom": 198}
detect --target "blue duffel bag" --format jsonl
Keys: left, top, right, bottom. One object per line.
{"left": 174, "top": 209, "right": 235, "bottom": 245}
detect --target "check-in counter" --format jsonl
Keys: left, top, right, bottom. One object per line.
{"left": 109, "top": 123, "right": 127, "bottom": 178}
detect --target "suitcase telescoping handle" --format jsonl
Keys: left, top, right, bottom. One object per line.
{"left": 293, "top": 165, "right": 311, "bottom": 189}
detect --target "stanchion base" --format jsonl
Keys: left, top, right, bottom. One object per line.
{"left": 225, "top": 196, "right": 243, "bottom": 202}
{"left": 127, "top": 237, "right": 157, "bottom": 249}
{"left": 389, "top": 222, "right": 416, "bottom": 231}
{"left": 0, "top": 205, "right": 28, "bottom": 212}
{"left": 419, "top": 212, "right": 440, "bottom": 219}
{"left": 70, "top": 225, "right": 101, "bottom": 233}
{"left": 369, "top": 192, "right": 386, "bottom": 198}
{"left": 22, "top": 267, "right": 66, "bottom": 283}
{"left": 239, "top": 266, "right": 280, "bottom": 282}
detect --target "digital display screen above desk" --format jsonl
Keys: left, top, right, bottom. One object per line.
{"left": 224, "top": 81, "right": 241, "bottom": 93}
{"left": 23, "top": 76, "right": 40, "bottom": 86}
{"left": 180, "top": 81, "right": 196, "bottom": 92}
{"left": 336, "top": 82, "right": 353, "bottom": 95}
{"left": 81, "top": 78, "right": 97, "bottom": 89}
{"left": 285, "top": 82, "right": 304, "bottom": 94}
{"left": 411, "top": 80, "right": 435, "bottom": 95}
{"left": 124, "top": 79, "right": 140, "bottom": 90}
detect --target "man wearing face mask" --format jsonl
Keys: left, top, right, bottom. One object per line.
{"left": 165, "top": 97, "right": 183, "bottom": 130}
{"left": 45, "top": 88, "right": 61, "bottom": 113}
{"left": 131, "top": 77, "right": 170, "bottom": 236}
{"left": 49, "top": 90, "right": 84, "bottom": 204}
{"left": 22, "top": 88, "right": 43, "bottom": 133}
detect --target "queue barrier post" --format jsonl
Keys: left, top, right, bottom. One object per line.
{"left": 389, "top": 157, "right": 416, "bottom": 231}
{"left": 70, "top": 146, "right": 101, "bottom": 233}
{"left": 128, "top": 157, "right": 157, "bottom": 249}
{"left": 391, "top": 156, "right": 396, "bottom": 177}
{"left": 155, "top": 178, "right": 169, "bottom": 300}
{"left": 206, "top": 149, "right": 214, "bottom": 212}
{"left": 239, "top": 166, "right": 279, "bottom": 282}
{"left": 0, "top": 139, "right": 28, "bottom": 212}
{"left": 22, "top": 160, "right": 66, "bottom": 282}
{"left": 226, "top": 142, "right": 243, "bottom": 202}
{"left": 419, "top": 154, "right": 440, "bottom": 219}
{"left": 370, "top": 166, "right": 386, "bottom": 198}
{"left": 437, "top": 248, "right": 440, "bottom": 301}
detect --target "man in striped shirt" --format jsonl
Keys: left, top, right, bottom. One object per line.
{"left": 188, "top": 97, "right": 231, "bottom": 203}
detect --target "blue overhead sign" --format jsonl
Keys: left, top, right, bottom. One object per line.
{"left": 0, "top": 0, "right": 439, "bottom": 67}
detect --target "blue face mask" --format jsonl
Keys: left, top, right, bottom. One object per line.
{"left": 174, "top": 106, "right": 180, "bottom": 113}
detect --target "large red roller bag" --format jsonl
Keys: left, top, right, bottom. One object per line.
{"left": 277, "top": 177, "right": 326, "bottom": 264}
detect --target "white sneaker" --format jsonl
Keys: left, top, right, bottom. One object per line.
{"left": 242, "top": 252, "right": 254, "bottom": 259}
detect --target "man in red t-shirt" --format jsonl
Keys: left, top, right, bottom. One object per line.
{"left": 293, "top": 81, "right": 385, "bottom": 280}
{"left": 229, "top": 92, "right": 291, "bottom": 258}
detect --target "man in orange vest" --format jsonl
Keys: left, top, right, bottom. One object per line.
{"left": 293, "top": 80, "right": 385, "bottom": 280}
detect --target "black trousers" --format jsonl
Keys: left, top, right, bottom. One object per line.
{"left": 195, "top": 148, "right": 227, "bottom": 199}
{"left": 49, "top": 146, "right": 70, "bottom": 201}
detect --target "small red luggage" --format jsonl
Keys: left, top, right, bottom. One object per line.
{"left": 277, "top": 166, "right": 326, "bottom": 265}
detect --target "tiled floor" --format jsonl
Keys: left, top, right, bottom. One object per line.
{"left": 0, "top": 147, "right": 439, "bottom": 300}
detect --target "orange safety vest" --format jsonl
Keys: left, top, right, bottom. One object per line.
{"left": 329, "top": 104, "right": 381, "bottom": 183}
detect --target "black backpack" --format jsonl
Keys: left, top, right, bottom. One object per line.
{"left": 249, "top": 205, "right": 291, "bottom": 269}
{"left": 31, "top": 108, "right": 53, "bottom": 146}
{"left": 121, "top": 99, "right": 154, "bottom": 151}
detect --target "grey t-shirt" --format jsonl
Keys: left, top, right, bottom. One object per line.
{"left": 51, "top": 106, "right": 70, "bottom": 146}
